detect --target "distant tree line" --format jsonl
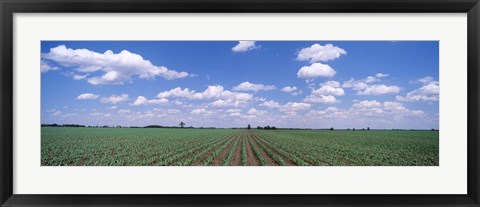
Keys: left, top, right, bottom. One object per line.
{"left": 41, "top": 124, "right": 86, "bottom": 127}
{"left": 41, "top": 123, "right": 438, "bottom": 131}
{"left": 256, "top": 125, "right": 277, "bottom": 130}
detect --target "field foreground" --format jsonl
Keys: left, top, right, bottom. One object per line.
{"left": 41, "top": 127, "right": 439, "bottom": 166}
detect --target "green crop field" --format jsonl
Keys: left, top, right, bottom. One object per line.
{"left": 41, "top": 127, "right": 439, "bottom": 166}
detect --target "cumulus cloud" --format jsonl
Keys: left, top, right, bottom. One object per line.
{"left": 73, "top": 74, "right": 89, "bottom": 80}
{"left": 41, "top": 60, "right": 59, "bottom": 73}
{"left": 296, "top": 43, "right": 346, "bottom": 63}
{"left": 365, "top": 73, "right": 389, "bottom": 83}
{"left": 343, "top": 73, "right": 390, "bottom": 90}
{"left": 281, "top": 86, "right": 296, "bottom": 93}
{"left": 314, "top": 81, "right": 345, "bottom": 96}
{"left": 418, "top": 76, "right": 435, "bottom": 84}
{"left": 211, "top": 99, "right": 247, "bottom": 108}
{"left": 247, "top": 108, "right": 266, "bottom": 116}
{"left": 297, "top": 63, "right": 336, "bottom": 79}
{"left": 106, "top": 106, "right": 117, "bottom": 110}
{"left": 118, "top": 109, "right": 132, "bottom": 114}
{"left": 259, "top": 100, "right": 311, "bottom": 113}
{"left": 343, "top": 73, "right": 400, "bottom": 95}
{"left": 225, "top": 109, "right": 242, "bottom": 113}
{"left": 306, "top": 107, "right": 348, "bottom": 119}
{"left": 352, "top": 100, "right": 382, "bottom": 108}
{"left": 231, "top": 41, "right": 260, "bottom": 53}
{"left": 279, "top": 102, "right": 312, "bottom": 112}
{"left": 396, "top": 77, "right": 439, "bottom": 102}
{"left": 259, "top": 100, "right": 281, "bottom": 109}
{"left": 100, "top": 94, "right": 129, "bottom": 104}
{"left": 41, "top": 45, "right": 189, "bottom": 85}
{"left": 351, "top": 100, "right": 424, "bottom": 117}
{"left": 233, "top": 81, "right": 276, "bottom": 92}
{"left": 157, "top": 85, "right": 252, "bottom": 102}
{"left": 304, "top": 94, "right": 338, "bottom": 104}
{"left": 90, "top": 112, "right": 112, "bottom": 118}
{"left": 356, "top": 85, "right": 401, "bottom": 95}
{"left": 51, "top": 110, "right": 61, "bottom": 116}
{"left": 281, "top": 86, "right": 302, "bottom": 96}
{"left": 76, "top": 93, "right": 99, "bottom": 100}
{"left": 303, "top": 81, "right": 344, "bottom": 104}
{"left": 131, "top": 96, "right": 169, "bottom": 106}
{"left": 191, "top": 108, "right": 213, "bottom": 115}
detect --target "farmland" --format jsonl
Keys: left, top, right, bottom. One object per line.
{"left": 41, "top": 127, "right": 439, "bottom": 166}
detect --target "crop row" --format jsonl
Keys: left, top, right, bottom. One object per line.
{"left": 41, "top": 127, "right": 439, "bottom": 166}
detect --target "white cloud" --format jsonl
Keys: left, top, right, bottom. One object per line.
{"left": 253, "top": 97, "right": 267, "bottom": 102}
{"left": 231, "top": 41, "right": 260, "bottom": 53}
{"left": 281, "top": 86, "right": 302, "bottom": 96}
{"left": 365, "top": 73, "right": 389, "bottom": 83}
{"left": 106, "top": 106, "right": 117, "bottom": 110}
{"left": 306, "top": 107, "right": 347, "bottom": 119}
{"left": 419, "top": 76, "right": 435, "bottom": 84}
{"left": 224, "top": 109, "right": 240, "bottom": 114}
{"left": 396, "top": 77, "right": 439, "bottom": 102}
{"left": 100, "top": 94, "right": 129, "bottom": 104}
{"left": 297, "top": 63, "right": 336, "bottom": 79}
{"left": 233, "top": 81, "right": 276, "bottom": 92}
{"left": 157, "top": 87, "right": 196, "bottom": 99}
{"left": 90, "top": 112, "right": 112, "bottom": 118}
{"left": 247, "top": 108, "right": 266, "bottom": 116}
{"left": 41, "top": 60, "right": 59, "bottom": 73}
{"left": 279, "top": 102, "right": 311, "bottom": 112}
{"left": 343, "top": 73, "right": 390, "bottom": 90}
{"left": 296, "top": 43, "right": 346, "bottom": 63}
{"left": 42, "top": 45, "right": 189, "bottom": 85}
{"left": 191, "top": 108, "right": 213, "bottom": 115}
{"left": 76, "top": 93, "right": 99, "bottom": 100}
{"left": 356, "top": 85, "right": 401, "bottom": 95}
{"left": 211, "top": 99, "right": 247, "bottom": 108}
{"left": 313, "top": 81, "right": 345, "bottom": 96}
{"left": 259, "top": 100, "right": 281, "bottom": 109}
{"left": 343, "top": 74, "right": 400, "bottom": 95}
{"left": 73, "top": 74, "right": 89, "bottom": 80}
{"left": 157, "top": 85, "right": 252, "bottom": 102}
{"left": 304, "top": 94, "right": 338, "bottom": 104}
{"left": 303, "top": 81, "right": 344, "bottom": 104}
{"left": 352, "top": 100, "right": 382, "bottom": 108}
{"left": 118, "top": 109, "right": 132, "bottom": 114}
{"left": 351, "top": 100, "right": 424, "bottom": 117}
{"left": 51, "top": 110, "right": 61, "bottom": 116}
{"left": 172, "top": 100, "right": 184, "bottom": 106}
{"left": 281, "top": 86, "right": 296, "bottom": 93}
{"left": 131, "top": 96, "right": 169, "bottom": 106}
{"left": 375, "top": 73, "right": 389, "bottom": 78}
{"left": 343, "top": 79, "right": 369, "bottom": 91}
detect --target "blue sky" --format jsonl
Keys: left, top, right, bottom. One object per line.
{"left": 41, "top": 41, "right": 439, "bottom": 129}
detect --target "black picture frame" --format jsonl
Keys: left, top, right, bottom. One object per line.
{"left": 1, "top": 0, "right": 479, "bottom": 206}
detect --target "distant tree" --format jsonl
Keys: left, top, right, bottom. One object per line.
{"left": 179, "top": 122, "right": 185, "bottom": 128}
{"left": 257, "top": 126, "right": 262, "bottom": 129}
{"left": 265, "top": 125, "right": 271, "bottom": 130}
{"left": 367, "top": 127, "right": 370, "bottom": 130}
{"left": 271, "top": 126, "right": 276, "bottom": 130}
{"left": 347, "top": 128, "right": 350, "bottom": 130}
{"left": 431, "top": 128, "right": 435, "bottom": 131}
{"left": 330, "top": 127, "right": 334, "bottom": 130}
{"left": 353, "top": 128, "right": 356, "bottom": 131}
{"left": 362, "top": 128, "right": 365, "bottom": 131}
{"left": 248, "top": 124, "right": 251, "bottom": 129}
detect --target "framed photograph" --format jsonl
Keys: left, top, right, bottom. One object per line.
{"left": 1, "top": 0, "right": 479, "bottom": 206}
